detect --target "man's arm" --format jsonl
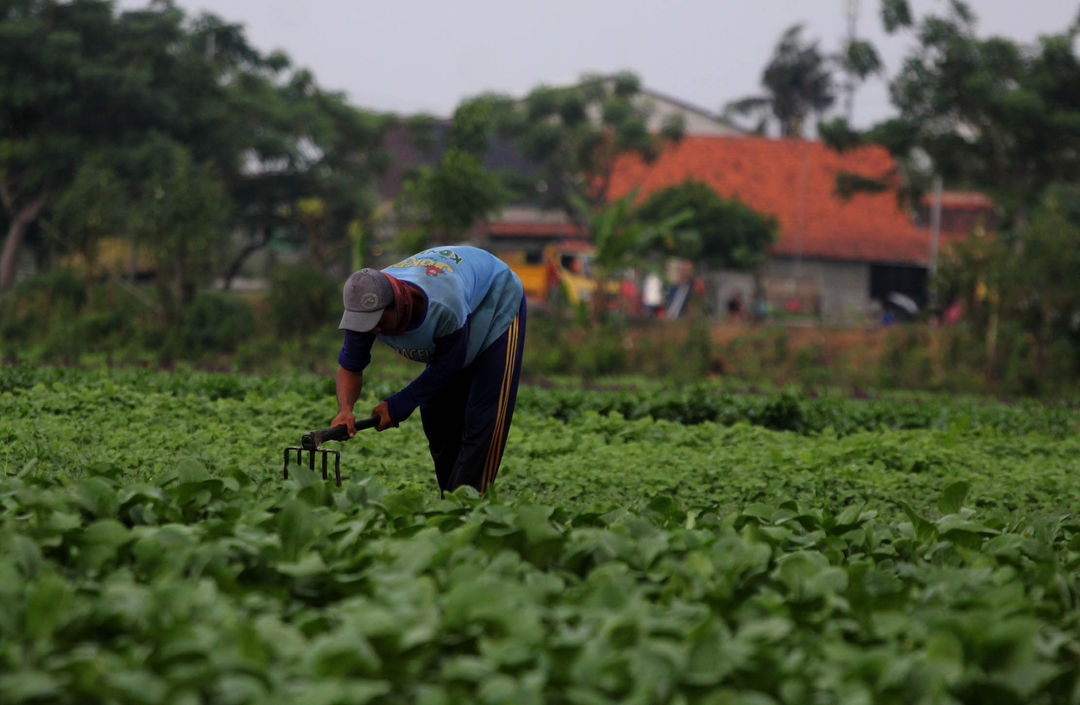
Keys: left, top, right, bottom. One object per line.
{"left": 383, "top": 319, "right": 471, "bottom": 425}
{"left": 331, "top": 365, "right": 364, "bottom": 435}
{"left": 334, "top": 330, "right": 376, "bottom": 434}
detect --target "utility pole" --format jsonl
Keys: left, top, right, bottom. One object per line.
{"left": 844, "top": 0, "right": 860, "bottom": 122}
{"left": 929, "top": 175, "right": 943, "bottom": 280}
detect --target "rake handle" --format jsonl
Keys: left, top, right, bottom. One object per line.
{"left": 302, "top": 415, "right": 379, "bottom": 449}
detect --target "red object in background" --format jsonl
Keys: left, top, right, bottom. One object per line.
{"left": 942, "top": 300, "right": 965, "bottom": 325}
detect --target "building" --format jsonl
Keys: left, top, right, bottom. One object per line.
{"left": 607, "top": 135, "right": 938, "bottom": 323}
{"left": 376, "top": 86, "right": 982, "bottom": 324}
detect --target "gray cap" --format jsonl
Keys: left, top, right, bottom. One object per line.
{"left": 339, "top": 268, "right": 394, "bottom": 332}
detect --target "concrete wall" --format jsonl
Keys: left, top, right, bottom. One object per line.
{"left": 704, "top": 270, "right": 755, "bottom": 316}
{"left": 761, "top": 257, "right": 873, "bottom": 324}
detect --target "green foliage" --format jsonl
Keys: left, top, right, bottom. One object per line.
{"left": 267, "top": 265, "right": 340, "bottom": 339}
{"left": 2, "top": 365, "right": 1080, "bottom": 703}
{"left": 130, "top": 138, "right": 231, "bottom": 314}
{"left": 448, "top": 94, "right": 515, "bottom": 155}
{"left": 0, "top": 0, "right": 388, "bottom": 294}
{"left": 569, "top": 190, "right": 690, "bottom": 319}
{"left": 396, "top": 148, "right": 506, "bottom": 242}
{"left": 637, "top": 180, "right": 778, "bottom": 269}
{"left": 842, "top": 38, "right": 884, "bottom": 80}
{"left": 498, "top": 71, "right": 683, "bottom": 211}
{"left": 725, "top": 24, "right": 836, "bottom": 137}
{"left": 172, "top": 291, "right": 256, "bottom": 359}
{"left": 881, "top": 0, "right": 914, "bottom": 33}
{"left": 0, "top": 269, "right": 154, "bottom": 362}
{"left": 936, "top": 185, "right": 1080, "bottom": 385}
{"left": 853, "top": 2, "right": 1080, "bottom": 215}
{"left": 45, "top": 156, "right": 130, "bottom": 270}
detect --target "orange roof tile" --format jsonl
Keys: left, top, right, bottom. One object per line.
{"left": 608, "top": 135, "right": 933, "bottom": 265}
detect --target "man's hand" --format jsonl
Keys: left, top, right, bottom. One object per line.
{"left": 372, "top": 401, "right": 394, "bottom": 431}
{"left": 330, "top": 410, "right": 357, "bottom": 437}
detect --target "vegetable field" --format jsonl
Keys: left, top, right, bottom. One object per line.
{"left": 2, "top": 365, "right": 1080, "bottom": 704}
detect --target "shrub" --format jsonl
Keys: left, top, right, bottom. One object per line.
{"left": 0, "top": 267, "right": 87, "bottom": 346}
{"left": 267, "top": 265, "right": 340, "bottom": 338}
{"left": 173, "top": 291, "right": 256, "bottom": 358}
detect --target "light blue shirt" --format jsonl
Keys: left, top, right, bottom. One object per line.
{"left": 378, "top": 246, "right": 523, "bottom": 366}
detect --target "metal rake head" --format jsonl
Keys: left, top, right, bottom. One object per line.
{"left": 283, "top": 445, "right": 342, "bottom": 487}
{"left": 281, "top": 416, "right": 377, "bottom": 488}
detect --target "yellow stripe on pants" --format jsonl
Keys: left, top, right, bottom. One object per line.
{"left": 482, "top": 314, "right": 519, "bottom": 492}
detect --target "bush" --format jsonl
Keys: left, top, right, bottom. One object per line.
{"left": 267, "top": 265, "right": 340, "bottom": 338}
{"left": 172, "top": 291, "right": 256, "bottom": 358}
{"left": 0, "top": 267, "right": 87, "bottom": 348}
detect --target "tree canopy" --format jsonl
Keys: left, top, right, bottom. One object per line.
{"left": 637, "top": 181, "right": 778, "bottom": 270}
{"left": 820, "top": 0, "right": 1080, "bottom": 219}
{"left": 0, "top": 0, "right": 390, "bottom": 302}
{"left": 817, "top": 0, "right": 1080, "bottom": 378}
{"left": 495, "top": 72, "right": 685, "bottom": 213}
{"left": 724, "top": 24, "right": 839, "bottom": 138}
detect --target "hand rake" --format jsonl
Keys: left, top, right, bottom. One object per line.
{"left": 283, "top": 416, "right": 378, "bottom": 487}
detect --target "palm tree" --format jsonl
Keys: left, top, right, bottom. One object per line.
{"left": 724, "top": 24, "right": 836, "bottom": 137}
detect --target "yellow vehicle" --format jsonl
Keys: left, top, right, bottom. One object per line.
{"left": 497, "top": 242, "right": 606, "bottom": 306}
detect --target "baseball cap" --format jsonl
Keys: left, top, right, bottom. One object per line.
{"left": 339, "top": 268, "right": 394, "bottom": 332}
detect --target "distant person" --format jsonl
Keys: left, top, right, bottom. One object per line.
{"left": 619, "top": 275, "right": 641, "bottom": 316}
{"left": 642, "top": 272, "right": 663, "bottom": 317}
{"left": 753, "top": 296, "right": 770, "bottom": 322}
{"left": 331, "top": 246, "right": 526, "bottom": 496}
{"left": 726, "top": 292, "right": 744, "bottom": 322}
{"left": 941, "top": 300, "right": 965, "bottom": 326}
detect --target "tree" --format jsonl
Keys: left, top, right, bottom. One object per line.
{"left": 393, "top": 96, "right": 508, "bottom": 249}
{"left": 396, "top": 148, "right": 506, "bottom": 248}
{"left": 127, "top": 137, "right": 229, "bottom": 318}
{"left": 821, "top": 1, "right": 1080, "bottom": 219}
{"left": 0, "top": 0, "right": 389, "bottom": 292}
{"left": 44, "top": 155, "right": 129, "bottom": 287}
{"left": 824, "top": 0, "right": 1080, "bottom": 383}
{"left": 636, "top": 181, "right": 778, "bottom": 270}
{"left": 570, "top": 190, "right": 689, "bottom": 320}
{"left": 0, "top": 0, "right": 125, "bottom": 289}
{"left": 724, "top": 24, "right": 838, "bottom": 137}
{"left": 1002, "top": 185, "right": 1080, "bottom": 377}
{"left": 500, "top": 72, "right": 684, "bottom": 213}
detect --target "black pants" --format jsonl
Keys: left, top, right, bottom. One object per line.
{"left": 420, "top": 297, "right": 526, "bottom": 495}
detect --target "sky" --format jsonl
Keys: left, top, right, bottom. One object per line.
{"left": 121, "top": 0, "right": 1078, "bottom": 129}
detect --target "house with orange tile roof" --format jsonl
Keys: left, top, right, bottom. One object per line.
{"left": 376, "top": 87, "right": 980, "bottom": 323}
{"left": 607, "top": 135, "right": 939, "bottom": 322}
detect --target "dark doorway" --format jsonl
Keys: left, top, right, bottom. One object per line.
{"left": 870, "top": 263, "right": 928, "bottom": 318}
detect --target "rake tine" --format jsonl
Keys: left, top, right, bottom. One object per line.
{"left": 283, "top": 417, "right": 376, "bottom": 488}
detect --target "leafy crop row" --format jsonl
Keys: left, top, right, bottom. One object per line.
{"left": 3, "top": 365, "right": 1080, "bottom": 703}
{"left": 3, "top": 363, "right": 1075, "bottom": 438}
{"left": 4, "top": 459, "right": 1080, "bottom": 704}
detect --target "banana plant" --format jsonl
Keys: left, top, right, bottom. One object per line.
{"left": 570, "top": 189, "right": 694, "bottom": 320}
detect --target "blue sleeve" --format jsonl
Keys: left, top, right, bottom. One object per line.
{"left": 384, "top": 317, "right": 471, "bottom": 424}
{"left": 338, "top": 330, "right": 376, "bottom": 372}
